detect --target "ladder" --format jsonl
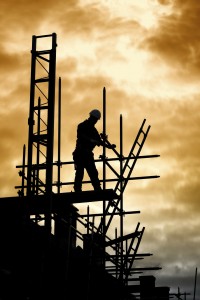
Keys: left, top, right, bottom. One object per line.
{"left": 97, "top": 119, "right": 150, "bottom": 235}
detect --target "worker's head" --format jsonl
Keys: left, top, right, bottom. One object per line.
{"left": 89, "top": 109, "right": 101, "bottom": 120}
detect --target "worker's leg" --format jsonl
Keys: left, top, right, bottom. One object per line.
{"left": 74, "top": 163, "right": 84, "bottom": 192}
{"left": 73, "top": 151, "right": 84, "bottom": 192}
{"left": 85, "top": 156, "right": 101, "bottom": 191}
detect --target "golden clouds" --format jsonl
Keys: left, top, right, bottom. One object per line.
{"left": 0, "top": 0, "right": 199, "bottom": 296}
{"left": 140, "top": 1, "right": 200, "bottom": 75}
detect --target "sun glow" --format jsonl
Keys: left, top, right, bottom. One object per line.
{"left": 79, "top": 0, "right": 173, "bottom": 30}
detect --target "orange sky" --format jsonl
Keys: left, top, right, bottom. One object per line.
{"left": 0, "top": 0, "right": 199, "bottom": 297}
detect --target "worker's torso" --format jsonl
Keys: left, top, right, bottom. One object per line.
{"left": 75, "top": 119, "right": 100, "bottom": 152}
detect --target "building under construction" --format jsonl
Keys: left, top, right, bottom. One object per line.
{"left": 0, "top": 33, "right": 186, "bottom": 300}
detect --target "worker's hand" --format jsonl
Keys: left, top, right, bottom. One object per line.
{"left": 106, "top": 144, "right": 116, "bottom": 149}
{"left": 100, "top": 133, "right": 108, "bottom": 140}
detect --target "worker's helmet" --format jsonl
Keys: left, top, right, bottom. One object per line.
{"left": 89, "top": 109, "right": 101, "bottom": 120}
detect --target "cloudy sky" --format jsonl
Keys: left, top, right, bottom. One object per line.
{"left": 0, "top": 0, "right": 199, "bottom": 298}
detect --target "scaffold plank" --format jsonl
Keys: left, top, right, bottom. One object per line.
{"left": 0, "top": 189, "right": 118, "bottom": 215}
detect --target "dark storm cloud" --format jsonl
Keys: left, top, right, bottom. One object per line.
{"left": 141, "top": 0, "right": 200, "bottom": 77}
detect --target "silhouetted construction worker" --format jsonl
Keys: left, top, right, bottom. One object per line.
{"left": 72, "top": 109, "right": 115, "bottom": 192}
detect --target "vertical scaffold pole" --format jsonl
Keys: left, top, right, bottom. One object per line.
{"left": 27, "top": 35, "right": 36, "bottom": 197}
{"left": 193, "top": 267, "right": 197, "bottom": 300}
{"left": 57, "top": 77, "right": 61, "bottom": 194}
{"left": 102, "top": 86, "right": 106, "bottom": 269}
{"left": 45, "top": 32, "right": 57, "bottom": 234}
{"left": 120, "top": 114, "right": 124, "bottom": 280}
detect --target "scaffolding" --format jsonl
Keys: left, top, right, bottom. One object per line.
{"left": 15, "top": 33, "right": 162, "bottom": 299}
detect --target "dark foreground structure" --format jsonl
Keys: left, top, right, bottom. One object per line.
{"left": 0, "top": 33, "right": 187, "bottom": 300}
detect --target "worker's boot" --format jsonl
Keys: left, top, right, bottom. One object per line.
{"left": 93, "top": 184, "right": 102, "bottom": 192}
{"left": 74, "top": 185, "right": 82, "bottom": 192}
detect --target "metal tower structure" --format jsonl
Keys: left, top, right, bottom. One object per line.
{"left": 27, "top": 33, "right": 57, "bottom": 197}
{"left": 19, "top": 33, "right": 57, "bottom": 232}
{"left": 15, "top": 33, "right": 163, "bottom": 299}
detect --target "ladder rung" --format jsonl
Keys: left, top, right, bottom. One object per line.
{"left": 140, "top": 129, "right": 145, "bottom": 135}
{"left": 35, "top": 77, "right": 49, "bottom": 83}
{"left": 35, "top": 49, "right": 51, "bottom": 55}
{"left": 34, "top": 105, "right": 48, "bottom": 110}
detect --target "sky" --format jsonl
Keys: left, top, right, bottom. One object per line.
{"left": 0, "top": 0, "right": 199, "bottom": 298}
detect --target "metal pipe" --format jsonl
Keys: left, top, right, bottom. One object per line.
{"left": 57, "top": 77, "right": 61, "bottom": 194}
{"left": 102, "top": 86, "right": 106, "bottom": 270}
{"left": 22, "top": 144, "right": 26, "bottom": 197}
{"left": 193, "top": 267, "right": 197, "bottom": 300}
{"left": 120, "top": 114, "right": 124, "bottom": 281}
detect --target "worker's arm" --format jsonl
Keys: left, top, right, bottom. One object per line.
{"left": 77, "top": 122, "right": 116, "bottom": 149}
{"left": 90, "top": 138, "right": 116, "bottom": 149}
{"left": 99, "top": 133, "right": 116, "bottom": 149}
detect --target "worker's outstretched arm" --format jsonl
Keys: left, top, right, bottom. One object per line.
{"left": 90, "top": 137, "right": 116, "bottom": 149}
{"left": 98, "top": 133, "right": 116, "bottom": 149}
